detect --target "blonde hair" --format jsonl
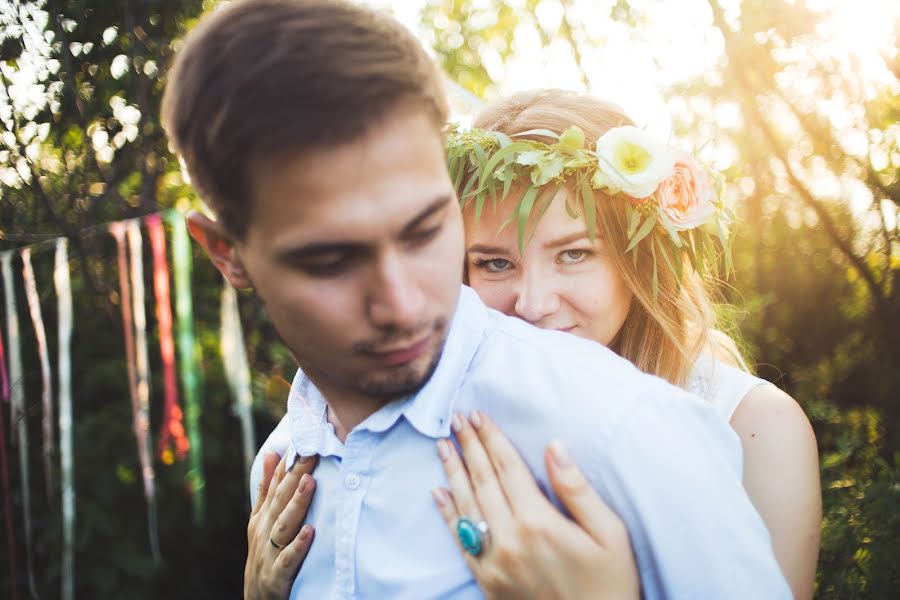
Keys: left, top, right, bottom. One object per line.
{"left": 471, "top": 89, "right": 744, "bottom": 386}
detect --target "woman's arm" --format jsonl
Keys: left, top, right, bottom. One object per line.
{"left": 730, "top": 386, "right": 822, "bottom": 600}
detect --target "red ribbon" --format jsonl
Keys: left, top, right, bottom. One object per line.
{"left": 145, "top": 214, "right": 189, "bottom": 463}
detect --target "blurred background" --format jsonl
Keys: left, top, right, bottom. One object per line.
{"left": 0, "top": 0, "right": 898, "bottom": 597}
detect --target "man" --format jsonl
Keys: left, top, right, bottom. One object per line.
{"left": 161, "top": 0, "right": 790, "bottom": 598}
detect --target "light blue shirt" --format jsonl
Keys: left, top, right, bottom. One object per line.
{"left": 251, "top": 285, "right": 789, "bottom": 599}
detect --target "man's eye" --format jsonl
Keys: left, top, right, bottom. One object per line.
{"left": 473, "top": 258, "right": 513, "bottom": 273}
{"left": 300, "top": 256, "right": 352, "bottom": 277}
{"left": 558, "top": 249, "right": 592, "bottom": 265}
{"left": 408, "top": 225, "right": 442, "bottom": 244}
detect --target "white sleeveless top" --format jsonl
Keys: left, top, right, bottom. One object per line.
{"left": 686, "top": 353, "right": 772, "bottom": 422}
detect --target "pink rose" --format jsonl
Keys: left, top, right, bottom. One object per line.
{"left": 656, "top": 152, "right": 716, "bottom": 230}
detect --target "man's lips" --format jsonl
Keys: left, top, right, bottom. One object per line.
{"left": 366, "top": 334, "right": 432, "bottom": 366}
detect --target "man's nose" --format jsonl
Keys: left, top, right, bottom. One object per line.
{"left": 367, "top": 249, "right": 427, "bottom": 330}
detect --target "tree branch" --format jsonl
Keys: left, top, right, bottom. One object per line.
{"left": 707, "top": 0, "right": 889, "bottom": 323}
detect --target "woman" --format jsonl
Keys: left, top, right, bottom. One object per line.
{"left": 245, "top": 89, "right": 821, "bottom": 599}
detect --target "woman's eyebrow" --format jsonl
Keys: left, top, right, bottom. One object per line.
{"left": 467, "top": 243, "right": 511, "bottom": 255}
{"left": 544, "top": 231, "right": 590, "bottom": 249}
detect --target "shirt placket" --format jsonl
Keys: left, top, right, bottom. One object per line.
{"left": 334, "top": 430, "right": 377, "bottom": 600}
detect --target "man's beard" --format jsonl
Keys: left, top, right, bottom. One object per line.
{"left": 299, "top": 320, "right": 448, "bottom": 402}
{"left": 352, "top": 342, "right": 444, "bottom": 400}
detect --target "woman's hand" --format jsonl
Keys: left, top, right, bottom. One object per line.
{"left": 432, "top": 411, "right": 640, "bottom": 600}
{"left": 244, "top": 451, "right": 318, "bottom": 600}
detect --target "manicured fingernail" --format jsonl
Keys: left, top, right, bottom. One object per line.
{"left": 548, "top": 439, "right": 573, "bottom": 469}
{"left": 299, "top": 525, "right": 311, "bottom": 541}
{"left": 451, "top": 413, "right": 464, "bottom": 433}
{"left": 431, "top": 487, "right": 449, "bottom": 508}
{"left": 297, "top": 473, "right": 308, "bottom": 494}
{"left": 469, "top": 411, "right": 484, "bottom": 429}
{"left": 436, "top": 439, "right": 451, "bottom": 462}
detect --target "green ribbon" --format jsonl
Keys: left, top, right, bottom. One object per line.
{"left": 168, "top": 211, "right": 205, "bottom": 523}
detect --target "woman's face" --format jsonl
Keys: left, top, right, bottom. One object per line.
{"left": 464, "top": 188, "right": 633, "bottom": 346}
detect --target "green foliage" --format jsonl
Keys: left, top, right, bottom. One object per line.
{"left": 0, "top": 0, "right": 299, "bottom": 597}
{"left": 446, "top": 124, "right": 730, "bottom": 281}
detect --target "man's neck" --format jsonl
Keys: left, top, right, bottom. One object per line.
{"left": 312, "top": 379, "right": 388, "bottom": 443}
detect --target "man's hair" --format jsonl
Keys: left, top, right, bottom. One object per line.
{"left": 161, "top": 0, "right": 449, "bottom": 238}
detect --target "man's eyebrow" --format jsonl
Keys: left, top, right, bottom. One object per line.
{"left": 544, "top": 231, "right": 590, "bottom": 249}
{"left": 275, "top": 194, "right": 453, "bottom": 261}
{"left": 401, "top": 194, "right": 453, "bottom": 235}
{"left": 276, "top": 240, "right": 364, "bottom": 262}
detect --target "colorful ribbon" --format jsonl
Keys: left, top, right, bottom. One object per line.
{"left": 0, "top": 309, "right": 17, "bottom": 600}
{"left": 168, "top": 212, "right": 205, "bottom": 523}
{"left": 110, "top": 221, "right": 162, "bottom": 561}
{"left": 21, "top": 248, "right": 56, "bottom": 509}
{"left": 220, "top": 282, "right": 256, "bottom": 493}
{"left": 54, "top": 239, "right": 75, "bottom": 600}
{"left": 0, "top": 316, "right": 7, "bottom": 399}
{"left": 126, "top": 221, "right": 162, "bottom": 562}
{"left": 2, "top": 251, "right": 36, "bottom": 596}
{"left": 146, "top": 214, "right": 188, "bottom": 464}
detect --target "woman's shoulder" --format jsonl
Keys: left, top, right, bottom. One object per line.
{"left": 686, "top": 353, "right": 772, "bottom": 421}
{"left": 729, "top": 384, "right": 816, "bottom": 448}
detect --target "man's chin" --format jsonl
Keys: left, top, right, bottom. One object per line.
{"left": 355, "top": 341, "right": 444, "bottom": 400}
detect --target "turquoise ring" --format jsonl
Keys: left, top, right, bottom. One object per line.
{"left": 456, "top": 517, "right": 489, "bottom": 557}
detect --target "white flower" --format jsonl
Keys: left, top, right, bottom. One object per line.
{"left": 592, "top": 126, "right": 675, "bottom": 198}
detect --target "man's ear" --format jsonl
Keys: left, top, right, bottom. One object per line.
{"left": 185, "top": 211, "right": 253, "bottom": 289}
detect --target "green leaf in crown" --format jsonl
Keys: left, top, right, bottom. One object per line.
{"left": 446, "top": 123, "right": 734, "bottom": 292}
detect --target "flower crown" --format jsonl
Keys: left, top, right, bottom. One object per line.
{"left": 446, "top": 124, "right": 734, "bottom": 299}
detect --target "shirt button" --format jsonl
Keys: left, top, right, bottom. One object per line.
{"left": 344, "top": 473, "right": 361, "bottom": 490}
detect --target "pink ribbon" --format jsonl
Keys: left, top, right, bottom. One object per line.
{"left": 21, "top": 247, "right": 55, "bottom": 507}
{"left": 110, "top": 221, "right": 161, "bottom": 562}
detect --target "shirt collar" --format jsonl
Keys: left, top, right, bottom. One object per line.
{"left": 399, "top": 285, "right": 487, "bottom": 438}
{"left": 286, "top": 285, "right": 489, "bottom": 459}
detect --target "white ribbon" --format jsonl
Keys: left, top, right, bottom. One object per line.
{"left": 126, "top": 221, "right": 157, "bottom": 503}
{"left": 54, "top": 239, "right": 75, "bottom": 600}
{"left": 220, "top": 282, "right": 256, "bottom": 491}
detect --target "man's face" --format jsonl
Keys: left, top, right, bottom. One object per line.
{"left": 237, "top": 108, "right": 464, "bottom": 403}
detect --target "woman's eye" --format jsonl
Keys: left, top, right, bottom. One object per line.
{"left": 474, "top": 258, "right": 513, "bottom": 273}
{"left": 558, "top": 249, "right": 591, "bottom": 264}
